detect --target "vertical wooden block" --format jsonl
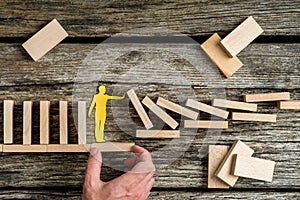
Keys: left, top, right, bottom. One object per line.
{"left": 208, "top": 145, "right": 230, "bottom": 188}
{"left": 22, "top": 19, "right": 69, "bottom": 61}
{"left": 0, "top": 144, "right": 3, "bottom": 152}
{"left": 212, "top": 99, "right": 257, "bottom": 112}
{"left": 244, "top": 92, "right": 290, "bottom": 102}
{"left": 220, "top": 16, "right": 264, "bottom": 57}
{"left": 184, "top": 120, "right": 228, "bottom": 129}
{"left": 215, "top": 140, "right": 254, "bottom": 187}
{"left": 231, "top": 112, "right": 277, "bottom": 122}
{"left": 78, "top": 101, "right": 87, "bottom": 144}
{"left": 136, "top": 130, "right": 180, "bottom": 138}
{"left": 40, "top": 101, "right": 50, "bottom": 144}
{"left": 59, "top": 101, "right": 68, "bottom": 144}
{"left": 278, "top": 101, "right": 300, "bottom": 109}
{"left": 23, "top": 101, "right": 33, "bottom": 145}
{"left": 4, "top": 100, "right": 14, "bottom": 144}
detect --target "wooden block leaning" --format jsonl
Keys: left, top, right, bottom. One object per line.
{"left": 91, "top": 143, "right": 135, "bottom": 152}
{"left": 47, "top": 144, "right": 91, "bottom": 152}
{"left": 212, "top": 99, "right": 257, "bottom": 112}
{"left": 3, "top": 145, "right": 47, "bottom": 152}
{"left": 40, "top": 101, "right": 50, "bottom": 144}
{"left": 278, "top": 101, "right": 300, "bottom": 109}
{"left": 23, "top": 101, "right": 33, "bottom": 145}
{"left": 4, "top": 100, "right": 14, "bottom": 144}
{"left": 244, "top": 92, "right": 290, "bottom": 102}
{"left": 78, "top": 101, "right": 87, "bottom": 144}
{"left": 184, "top": 120, "right": 228, "bottom": 129}
{"left": 231, "top": 112, "right": 276, "bottom": 122}
{"left": 136, "top": 130, "right": 180, "bottom": 138}
{"left": 59, "top": 101, "right": 68, "bottom": 144}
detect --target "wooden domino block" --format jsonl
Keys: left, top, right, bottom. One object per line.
{"left": 23, "top": 101, "right": 33, "bottom": 145}
{"left": 91, "top": 142, "right": 135, "bottom": 152}
{"left": 244, "top": 92, "right": 290, "bottom": 102}
{"left": 231, "top": 112, "right": 276, "bottom": 122}
{"left": 201, "top": 33, "right": 243, "bottom": 78}
{"left": 184, "top": 120, "right": 228, "bottom": 129}
{"left": 186, "top": 99, "right": 229, "bottom": 119}
{"left": 220, "top": 16, "right": 264, "bottom": 57}
{"left": 47, "top": 144, "right": 91, "bottom": 152}
{"left": 156, "top": 97, "right": 198, "bottom": 120}
{"left": 278, "top": 101, "right": 300, "bottom": 109}
{"left": 142, "top": 96, "right": 178, "bottom": 129}
{"left": 40, "top": 101, "right": 50, "bottom": 144}
{"left": 232, "top": 155, "right": 275, "bottom": 182}
{"left": 127, "top": 89, "right": 153, "bottom": 129}
{"left": 208, "top": 145, "right": 230, "bottom": 188}
{"left": 136, "top": 130, "right": 180, "bottom": 138}
{"left": 4, "top": 100, "right": 14, "bottom": 144}
{"left": 3, "top": 145, "right": 47, "bottom": 152}
{"left": 22, "top": 19, "right": 68, "bottom": 61}
{"left": 59, "top": 101, "right": 68, "bottom": 144}
{"left": 0, "top": 144, "right": 3, "bottom": 152}
{"left": 215, "top": 140, "right": 254, "bottom": 187}
{"left": 78, "top": 101, "right": 87, "bottom": 144}
{"left": 212, "top": 99, "right": 257, "bottom": 112}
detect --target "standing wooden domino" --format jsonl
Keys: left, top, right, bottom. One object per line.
{"left": 212, "top": 99, "right": 257, "bottom": 112}
{"left": 78, "top": 101, "right": 87, "bottom": 144}
{"left": 278, "top": 101, "right": 300, "bottom": 109}
{"left": 0, "top": 144, "right": 3, "bottom": 152}
{"left": 23, "top": 101, "right": 33, "bottom": 145}
{"left": 40, "top": 101, "right": 50, "bottom": 144}
{"left": 136, "top": 130, "right": 180, "bottom": 138}
{"left": 4, "top": 100, "right": 14, "bottom": 144}
{"left": 244, "top": 92, "right": 290, "bottom": 102}
{"left": 232, "top": 112, "right": 277, "bottom": 122}
{"left": 59, "top": 101, "right": 68, "bottom": 144}
{"left": 184, "top": 120, "right": 228, "bottom": 129}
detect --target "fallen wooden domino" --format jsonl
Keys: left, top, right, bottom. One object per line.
{"left": 232, "top": 155, "right": 275, "bottom": 182}
{"left": 184, "top": 120, "right": 228, "bottom": 129}
{"left": 23, "top": 101, "right": 33, "bottom": 145}
{"left": 91, "top": 142, "right": 135, "bottom": 152}
{"left": 59, "top": 101, "right": 68, "bottom": 144}
{"left": 22, "top": 19, "right": 68, "bottom": 61}
{"left": 136, "top": 130, "right": 180, "bottom": 138}
{"left": 244, "top": 92, "right": 290, "bottom": 102}
{"left": 278, "top": 100, "right": 300, "bottom": 109}
{"left": 40, "top": 101, "right": 51, "bottom": 144}
{"left": 212, "top": 99, "right": 257, "bottom": 112}
{"left": 220, "top": 16, "right": 264, "bottom": 57}
{"left": 78, "top": 101, "right": 87, "bottom": 144}
{"left": 4, "top": 100, "right": 14, "bottom": 144}
{"left": 232, "top": 112, "right": 277, "bottom": 122}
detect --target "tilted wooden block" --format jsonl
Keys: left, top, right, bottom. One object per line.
{"left": 136, "top": 130, "right": 180, "bottom": 138}
{"left": 47, "top": 144, "right": 91, "bottom": 152}
{"left": 201, "top": 33, "right": 243, "bottom": 78}
{"left": 278, "top": 100, "right": 300, "bottom": 109}
{"left": 22, "top": 19, "right": 68, "bottom": 61}
{"left": 78, "top": 101, "right": 87, "bottom": 144}
{"left": 23, "top": 101, "right": 33, "bottom": 145}
{"left": 127, "top": 89, "right": 153, "bottom": 129}
{"left": 59, "top": 101, "right": 68, "bottom": 144}
{"left": 4, "top": 100, "right": 14, "bottom": 144}
{"left": 212, "top": 99, "right": 257, "bottom": 112}
{"left": 220, "top": 16, "right": 264, "bottom": 57}
{"left": 40, "top": 101, "right": 50, "bottom": 144}
{"left": 232, "top": 112, "right": 276, "bottom": 122}
{"left": 3, "top": 145, "right": 47, "bottom": 152}
{"left": 91, "top": 142, "right": 135, "bottom": 152}
{"left": 244, "top": 92, "right": 290, "bottom": 102}
{"left": 186, "top": 99, "right": 229, "bottom": 119}
{"left": 208, "top": 145, "right": 230, "bottom": 188}
{"left": 142, "top": 96, "right": 178, "bottom": 129}
{"left": 232, "top": 155, "right": 275, "bottom": 182}
{"left": 215, "top": 140, "right": 254, "bottom": 187}
{"left": 184, "top": 120, "right": 228, "bottom": 129}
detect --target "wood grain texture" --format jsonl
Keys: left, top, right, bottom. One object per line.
{"left": 23, "top": 101, "right": 33, "bottom": 144}
{"left": 232, "top": 112, "right": 277, "bottom": 123}
{"left": 278, "top": 101, "right": 300, "bottom": 109}
{"left": 244, "top": 92, "right": 290, "bottom": 102}
{"left": 78, "top": 101, "right": 87, "bottom": 144}
{"left": 3, "top": 100, "right": 14, "bottom": 144}
{"left": 212, "top": 99, "right": 257, "bottom": 112}
{"left": 40, "top": 101, "right": 50, "bottom": 144}
{"left": 184, "top": 120, "right": 228, "bottom": 129}
{"left": 59, "top": 101, "right": 68, "bottom": 144}
{"left": 136, "top": 130, "right": 180, "bottom": 138}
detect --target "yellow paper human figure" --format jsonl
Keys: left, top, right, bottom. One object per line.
{"left": 88, "top": 85, "right": 125, "bottom": 143}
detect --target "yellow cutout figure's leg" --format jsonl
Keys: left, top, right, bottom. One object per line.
{"left": 95, "top": 118, "right": 103, "bottom": 143}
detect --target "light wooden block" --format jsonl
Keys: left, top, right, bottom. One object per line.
{"left": 156, "top": 97, "right": 198, "bottom": 120}
{"left": 22, "top": 19, "right": 68, "bottom": 61}
{"left": 215, "top": 140, "right": 254, "bottom": 187}
{"left": 78, "top": 101, "right": 87, "bottom": 144}
{"left": 201, "top": 33, "right": 243, "bottom": 78}
{"left": 136, "top": 130, "right": 180, "bottom": 138}
{"left": 184, "top": 120, "right": 228, "bottom": 129}
{"left": 23, "top": 101, "right": 33, "bottom": 145}
{"left": 127, "top": 89, "right": 153, "bottom": 129}
{"left": 244, "top": 92, "right": 290, "bottom": 102}
{"left": 0, "top": 144, "right": 3, "bottom": 152}
{"left": 47, "top": 144, "right": 91, "bottom": 152}
{"left": 232, "top": 112, "right": 276, "bottom": 122}
{"left": 3, "top": 145, "right": 47, "bottom": 152}
{"left": 212, "top": 99, "right": 257, "bottom": 112}
{"left": 142, "top": 96, "right": 178, "bottom": 129}
{"left": 59, "top": 101, "right": 68, "bottom": 144}
{"left": 40, "top": 101, "right": 50, "bottom": 144}
{"left": 220, "top": 16, "right": 264, "bottom": 57}
{"left": 232, "top": 155, "right": 275, "bottom": 182}
{"left": 278, "top": 101, "right": 300, "bottom": 109}
{"left": 208, "top": 145, "right": 230, "bottom": 188}
{"left": 4, "top": 100, "right": 14, "bottom": 144}
{"left": 186, "top": 99, "right": 229, "bottom": 119}
{"left": 90, "top": 142, "right": 135, "bottom": 152}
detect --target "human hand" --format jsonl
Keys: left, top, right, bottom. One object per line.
{"left": 82, "top": 145, "right": 155, "bottom": 200}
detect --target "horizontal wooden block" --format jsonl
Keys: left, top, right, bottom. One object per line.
{"left": 156, "top": 97, "right": 198, "bottom": 120}
{"left": 186, "top": 99, "right": 229, "bottom": 119}
{"left": 4, "top": 100, "right": 14, "bottom": 144}
{"left": 23, "top": 101, "right": 33, "bottom": 145}
{"left": 184, "top": 120, "right": 228, "bottom": 129}
{"left": 47, "top": 144, "right": 91, "bottom": 152}
{"left": 231, "top": 112, "right": 277, "bottom": 122}
{"left": 136, "top": 130, "right": 180, "bottom": 138}
{"left": 91, "top": 142, "right": 135, "bottom": 152}
{"left": 22, "top": 19, "right": 68, "bottom": 61}
{"left": 201, "top": 33, "right": 243, "bottom": 78}
{"left": 233, "top": 155, "right": 275, "bottom": 182}
{"left": 244, "top": 92, "right": 290, "bottom": 102}
{"left": 3, "top": 145, "right": 47, "bottom": 152}
{"left": 212, "top": 99, "right": 257, "bottom": 112}
{"left": 278, "top": 101, "right": 300, "bottom": 109}
{"left": 220, "top": 16, "right": 264, "bottom": 57}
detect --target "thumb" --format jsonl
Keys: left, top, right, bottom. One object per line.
{"left": 85, "top": 148, "right": 103, "bottom": 182}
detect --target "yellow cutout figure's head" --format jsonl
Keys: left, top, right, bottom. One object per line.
{"left": 98, "top": 85, "right": 106, "bottom": 94}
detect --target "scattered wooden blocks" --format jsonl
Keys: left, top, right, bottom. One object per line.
{"left": 232, "top": 155, "right": 275, "bottom": 182}
{"left": 278, "top": 100, "right": 300, "bottom": 109}
{"left": 3, "top": 145, "right": 47, "bottom": 152}
{"left": 40, "top": 101, "right": 50, "bottom": 144}
{"left": 244, "top": 92, "right": 290, "bottom": 102}
{"left": 23, "top": 101, "right": 33, "bottom": 145}
{"left": 220, "top": 16, "right": 264, "bottom": 57}
{"left": 136, "top": 130, "right": 180, "bottom": 138}
{"left": 47, "top": 144, "right": 90, "bottom": 152}
{"left": 4, "top": 100, "right": 14, "bottom": 144}
{"left": 212, "top": 99, "right": 257, "bottom": 112}
{"left": 22, "top": 19, "right": 68, "bottom": 61}
{"left": 232, "top": 112, "right": 277, "bottom": 122}
{"left": 91, "top": 142, "right": 135, "bottom": 152}
{"left": 184, "top": 120, "right": 228, "bottom": 129}
{"left": 78, "top": 101, "right": 87, "bottom": 144}
{"left": 59, "top": 101, "right": 68, "bottom": 144}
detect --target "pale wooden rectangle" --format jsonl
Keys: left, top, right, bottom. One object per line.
{"left": 244, "top": 92, "right": 290, "bottom": 102}
{"left": 23, "top": 101, "right": 33, "bottom": 145}
{"left": 59, "top": 101, "right": 68, "bottom": 144}
{"left": 215, "top": 140, "right": 254, "bottom": 187}
{"left": 142, "top": 96, "right": 178, "bottom": 129}
{"left": 47, "top": 144, "right": 91, "bottom": 152}
{"left": 201, "top": 33, "right": 243, "bottom": 78}
{"left": 78, "top": 101, "right": 87, "bottom": 144}
{"left": 22, "top": 19, "right": 68, "bottom": 61}
{"left": 4, "top": 100, "right": 14, "bottom": 144}
{"left": 184, "top": 120, "right": 228, "bottom": 129}
{"left": 186, "top": 99, "right": 229, "bottom": 119}
{"left": 278, "top": 101, "right": 300, "bottom": 109}
{"left": 90, "top": 142, "right": 135, "bottom": 152}
{"left": 40, "top": 101, "right": 50, "bottom": 144}
{"left": 212, "top": 99, "right": 257, "bottom": 112}
{"left": 232, "top": 155, "right": 275, "bottom": 182}
{"left": 136, "top": 130, "right": 180, "bottom": 138}
{"left": 208, "top": 145, "right": 230, "bottom": 188}
{"left": 232, "top": 112, "right": 277, "bottom": 122}
{"left": 127, "top": 89, "right": 153, "bottom": 129}
{"left": 156, "top": 97, "right": 198, "bottom": 120}
{"left": 0, "top": 144, "right": 3, "bottom": 152}
{"left": 220, "top": 16, "right": 264, "bottom": 57}
{"left": 3, "top": 145, "right": 47, "bottom": 152}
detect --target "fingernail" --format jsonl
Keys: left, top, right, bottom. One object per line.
{"left": 90, "top": 148, "right": 102, "bottom": 161}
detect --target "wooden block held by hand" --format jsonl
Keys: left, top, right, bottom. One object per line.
{"left": 232, "top": 112, "right": 276, "bottom": 122}
{"left": 23, "top": 101, "right": 33, "bottom": 145}
{"left": 59, "top": 101, "right": 68, "bottom": 144}
{"left": 184, "top": 120, "right": 228, "bottom": 129}
{"left": 136, "top": 130, "right": 180, "bottom": 138}
{"left": 278, "top": 101, "right": 300, "bottom": 109}
{"left": 78, "top": 101, "right": 87, "bottom": 144}
{"left": 40, "top": 101, "right": 50, "bottom": 144}
{"left": 4, "top": 100, "right": 14, "bottom": 144}
{"left": 244, "top": 92, "right": 290, "bottom": 102}
{"left": 212, "top": 99, "right": 257, "bottom": 112}
{"left": 47, "top": 144, "right": 91, "bottom": 152}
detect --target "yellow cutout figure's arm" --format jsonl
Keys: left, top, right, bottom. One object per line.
{"left": 88, "top": 96, "right": 96, "bottom": 117}
{"left": 108, "top": 93, "right": 125, "bottom": 100}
